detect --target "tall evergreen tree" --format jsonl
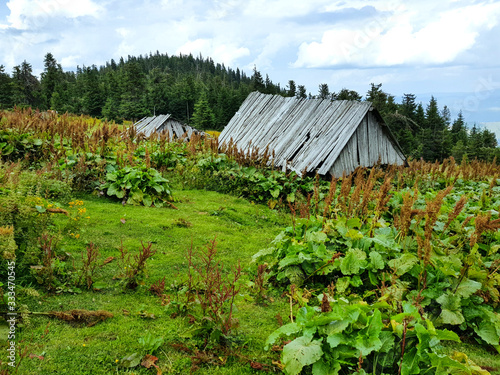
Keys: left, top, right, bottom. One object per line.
{"left": 400, "top": 93, "right": 417, "bottom": 121}
{"left": 251, "top": 66, "right": 265, "bottom": 93}
{"left": 82, "top": 65, "right": 103, "bottom": 117}
{"left": 365, "top": 83, "right": 395, "bottom": 117}
{"left": 11, "top": 61, "right": 43, "bottom": 108}
{"left": 450, "top": 111, "right": 467, "bottom": 145}
{"left": 191, "top": 92, "right": 215, "bottom": 130}
{"left": 41, "top": 52, "right": 63, "bottom": 108}
{"left": 102, "top": 71, "right": 122, "bottom": 121}
{"left": 287, "top": 80, "right": 296, "bottom": 97}
{"left": 333, "top": 88, "right": 361, "bottom": 101}
{"left": 318, "top": 83, "right": 330, "bottom": 100}
{"left": 296, "top": 85, "right": 307, "bottom": 99}
{"left": 0, "top": 65, "right": 13, "bottom": 108}
{"left": 422, "top": 96, "right": 446, "bottom": 161}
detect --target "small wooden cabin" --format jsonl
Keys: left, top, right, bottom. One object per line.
{"left": 133, "top": 115, "right": 204, "bottom": 140}
{"left": 218, "top": 92, "right": 406, "bottom": 176}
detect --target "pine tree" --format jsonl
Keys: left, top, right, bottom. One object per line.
{"left": 191, "top": 92, "right": 215, "bottom": 130}
{"left": 333, "top": 88, "right": 361, "bottom": 101}
{"left": 400, "top": 93, "right": 417, "bottom": 121}
{"left": 11, "top": 61, "right": 43, "bottom": 108}
{"left": 296, "top": 85, "right": 307, "bottom": 99}
{"left": 450, "top": 111, "right": 468, "bottom": 145}
{"left": 365, "top": 83, "right": 395, "bottom": 117}
{"left": 0, "top": 65, "right": 13, "bottom": 108}
{"left": 251, "top": 66, "right": 265, "bottom": 93}
{"left": 102, "top": 71, "right": 122, "bottom": 121}
{"left": 41, "top": 53, "right": 63, "bottom": 108}
{"left": 287, "top": 80, "right": 296, "bottom": 97}
{"left": 82, "top": 66, "right": 103, "bottom": 117}
{"left": 421, "top": 96, "right": 446, "bottom": 161}
{"left": 318, "top": 83, "right": 330, "bottom": 100}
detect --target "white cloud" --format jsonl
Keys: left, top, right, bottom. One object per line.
{"left": 293, "top": 1, "right": 500, "bottom": 68}
{"left": 176, "top": 39, "right": 250, "bottom": 67}
{"left": 242, "top": 0, "right": 328, "bottom": 18}
{"left": 59, "top": 54, "right": 80, "bottom": 68}
{"left": 4, "top": 0, "right": 103, "bottom": 29}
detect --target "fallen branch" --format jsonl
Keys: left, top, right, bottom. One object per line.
{"left": 29, "top": 309, "right": 113, "bottom": 327}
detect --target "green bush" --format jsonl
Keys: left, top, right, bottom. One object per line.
{"left": 101, "top": 165, "right": 173, "bottom": 207}
{"left": 266, "top": 300, "right": 487, "bottom": 375}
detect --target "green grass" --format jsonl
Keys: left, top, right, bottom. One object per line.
{"left": 7, "top": 188, "right": 500, "bottom": 374}
{"left": 13, "top": 189, "right": 292, "bottom": 374}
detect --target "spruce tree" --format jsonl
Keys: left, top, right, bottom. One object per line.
{"left": 296, "top": 85, "right": 307, "bottom": 99}
{"left": 191, "top": 92, "right": 215, "bottom": 130}
{"left": 318, "top": 83, "right": 330, "bottom": 100}
{"left": 41, "top": 53, "right": 63, "bottom": 108}
{"left": 251, "top": 66, "right": 265, "bottom": 93}
{"left": 287, "top": 80, "right": 296, "bottom": 97}
{"left": 0, "top": 65, "right": 13, "bottom": 108}
{"left": 333, "top": 88, "right": 362, "bottom": 101}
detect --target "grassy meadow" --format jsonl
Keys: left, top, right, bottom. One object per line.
{"left": 1, "top": 108, "right": 500, "bottom": 374}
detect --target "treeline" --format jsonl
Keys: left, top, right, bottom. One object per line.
{"left": 0, "top": 52, "right": 498, "bottom": 161}
{"left": 0, "top": 52, "right": 288, "bottom": 131}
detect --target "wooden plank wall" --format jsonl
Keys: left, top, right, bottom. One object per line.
{"left": 328, "top": 112, "right": 406, "bottom": 177}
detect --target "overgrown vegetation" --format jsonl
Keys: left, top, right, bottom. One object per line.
{"left": 1, "top": 109, "right": 499, "bottom": 374}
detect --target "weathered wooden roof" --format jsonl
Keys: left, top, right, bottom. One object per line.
{"left": 134, "top": 115, "right": 203, "bottom": 139}
{"left": 219, "top": 92, "right": 405, "bottom": 175}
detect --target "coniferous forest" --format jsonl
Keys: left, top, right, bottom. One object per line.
{"left": 0, "top": 51, "right": 498, "bottom": 162}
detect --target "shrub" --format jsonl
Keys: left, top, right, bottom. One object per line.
{"left": 101, "top": 165, "right": 173, "bottom": 207}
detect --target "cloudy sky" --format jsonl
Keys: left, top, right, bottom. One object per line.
{"left": 1, "top": 0, "right": 499, "bottom": 135}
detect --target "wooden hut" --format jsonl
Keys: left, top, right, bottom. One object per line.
{"left": 133, "top": 115, "right": 204, "bottom": 140}
{"left": 218, "top": 92, "right": 406, "bottom": 176}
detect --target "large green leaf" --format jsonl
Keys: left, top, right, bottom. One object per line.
{"left": 436, "top": 292, "right": 461, "bottom": 311}
{"left": 306, "top": 231, "right": 328, "bottom": 243}
{"left": 401, "top": 347, "right": 420, "bottom": 375}
{"left": 264, "top": 323, "right": 301, "bottom": 350}
{"left": 388, "top": 253, "right": 418, "bottom": 276}
{"left": 326, "top": 333, "right": 347, "bottom": 349}
{"left": 340, "top": 248, "right": 367, "bottom": 275}
{"left": 354, "top": 310, "right": 383, "bottom": 356}
{"left": 475, "top": 321, "right": 500, "bottom": 346}
{"left": 312, "top": 358, "right": 341, "bottom": 375}
{"left": 369, "top": 251, "right": 384, "bottom": 270}
{"left": 336, "top": 277, "right": 350, "bottom": 293}
{"left": 440, "top": 309, "right": 465, "bottom": 325}
{"left": 435, "top": 329, "right": 460, "bottom": 342}
{"left": 428, "top": 353, "right": 469, "bottom": 374}
{"left": 143, "top": 194, "right": 152, "bottom": 207}
{"left": 455, "top": 279, "right": 482, "bottom": 299}
{"left": 378, "top": 331, "right": 395, "bottom": 353}
{"left": 282, "top": 336, "right": 324, "bottom": 375}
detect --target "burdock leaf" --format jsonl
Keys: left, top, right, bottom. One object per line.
{"left": 455, "top": 279, "right": 482, "bottom": 299}
{"left": 265, "top": 323, "right": 301, "bottom": 350}
{"left": 282, "top": 336, "right": 323, "bottom": 375}
{"left": 388, "top": 253, "right": 418, "bottom": 276}
{"left": 340, "top": 248, "right": 367, "bottom": 275}
{"left": 475, "top": 321, "right": 500, "bottom": 346}
{"left": 354, "top": 309, "right": 383, "bottom": 356}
